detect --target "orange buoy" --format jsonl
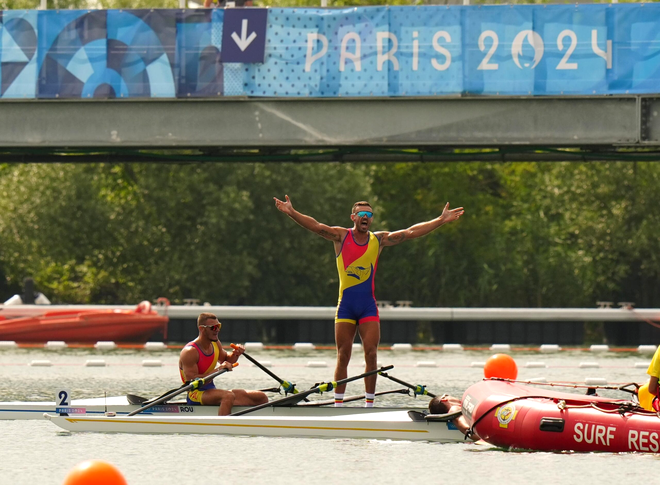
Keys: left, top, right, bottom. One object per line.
{"left": 63, "top": 460, "right": 127, "bottom": 485}
{"left": 484, "top": 353, "right": 518, "bottom": 380}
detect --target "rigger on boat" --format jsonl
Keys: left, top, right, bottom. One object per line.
{"left": 463, "top": 378, "right": 660, "bottom": 453}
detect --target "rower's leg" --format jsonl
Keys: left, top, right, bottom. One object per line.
{"left": 231, "top": 389, "right": 268, "bottom": 407}
{"left": 334, "top": 321, "right": 358, "bottom": 397}
{"left": 358, "top": 320, "right": 380, "bottom": 397}
{"left": 202, "top": 389, "right": 235, "bottom": 416}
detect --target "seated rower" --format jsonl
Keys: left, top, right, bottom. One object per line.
{"left": 179, "top": 312, "right": 268, "bottom": 415}
{"left": 428, "top": 394, "right": 480, "bottom": 441}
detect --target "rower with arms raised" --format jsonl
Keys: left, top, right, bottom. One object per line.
{"left": 274, "top": 196, "right": 464, "bottom": 407}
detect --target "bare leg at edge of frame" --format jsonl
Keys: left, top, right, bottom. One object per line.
{"left": 334, "top": 321, "right": 358, "bottom": 395}
{"left": 358, "top": 320, "right": 380, "bottom": 395}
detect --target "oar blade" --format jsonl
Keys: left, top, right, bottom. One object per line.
{"left": 126, "top": 394, "right": 148, "bottom": 405}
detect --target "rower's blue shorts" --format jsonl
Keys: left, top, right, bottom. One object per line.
{"left": 335, "top": 295, "right": 380, "bottom": 325}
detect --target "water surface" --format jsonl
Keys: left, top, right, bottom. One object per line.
{"left": 0, "top": 348, "right": 657, "bottom": 484}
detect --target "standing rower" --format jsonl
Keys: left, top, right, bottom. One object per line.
{"left": 178, "top": 312, "right": 268, "bottom": 415}
{"left": 274, "top": 196, "right": 464, "bottom": 407}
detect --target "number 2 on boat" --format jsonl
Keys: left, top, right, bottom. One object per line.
{"left": 57, "top": 389, "right": 70, "bottom": 407}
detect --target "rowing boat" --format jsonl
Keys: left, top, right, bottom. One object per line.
{"left": 0, "top": 394, "right": 428, "bottom": 420}
{"left": 44, "top": 410, "right": 465, "bottom": 442}
{"left": 33, "top": 363, "right": 464, "bottom": 441}
{"left": 2, "top": 366, "right": 432, "bottom": 421}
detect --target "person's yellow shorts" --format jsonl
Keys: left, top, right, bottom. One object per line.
{"left": 187, "top": 389, "right": 205, "bottom": 404}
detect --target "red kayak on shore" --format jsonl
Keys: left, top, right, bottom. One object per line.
{"left": 0, "top": 301, "right": 168, "bottom": 343}
{"left": 463, "top": 379, "right": 660, "bottom": 453}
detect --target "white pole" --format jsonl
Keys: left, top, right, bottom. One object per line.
{"left": 321, "top": 0, "right": 327, "bottom": 6}
{"left": 40, "top": 0, "right": 47, "bottom": 10}
{"left": 179, "top": 0, "right": 186, "bottom": 7}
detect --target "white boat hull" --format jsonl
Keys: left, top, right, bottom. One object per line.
{"left": 44, "top": 410, "right": 464, "bottom": 442}
{"left": 0, "top": 396, "right": 427, "bottom": 420}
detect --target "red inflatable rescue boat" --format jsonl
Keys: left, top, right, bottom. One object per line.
{"left": 463, "top": 379, "right": 660, "bottom": 453}
{"left": 0, "top": 301, "right": 168, "bottom": 343}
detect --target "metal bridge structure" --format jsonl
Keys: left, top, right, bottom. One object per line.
{"left": 2, "top": 96, "right": 659, "bottom": 164}
{"left": 1, "top": 4, "right": 660, "bottom": 163}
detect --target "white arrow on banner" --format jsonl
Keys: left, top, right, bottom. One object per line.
{"left": 231, "top": 19, "right": 258, "bottom": 52}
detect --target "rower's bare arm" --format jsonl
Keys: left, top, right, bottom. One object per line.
{"left": 457, "top": 416, "right": 479, "bottom": 440}
{"left": 217, "top": 345, "right": 229, "bottom": 364}
{"left": 377, "top": 203, "right": 464, "bottom": 247}
{"left": 274, "top": 195, "right": 345, "bottom": 242}
{"left": 180, "top": 347, "right": 202, "bottom": 380}
{"left": 213, "top": 345, "right": 235, "bottom": 370}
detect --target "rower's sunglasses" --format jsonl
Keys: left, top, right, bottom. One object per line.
{"left": 354, "top": 211, "right": 373, "bottom": 218}
{"left": 200, "top": 323, "right": 221, "bottom": 331}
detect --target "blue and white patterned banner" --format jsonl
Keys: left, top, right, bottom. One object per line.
{"left": 0, "top": 4, "right": 659, "bottom": 98}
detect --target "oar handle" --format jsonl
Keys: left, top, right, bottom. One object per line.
{"left": 231, "top": 343, "right": 299, "bottom": 394}
{"left": 378, "top": 371, "right": 436, "bottom": 398}
{"left": 127, "top": 363, "right": 237, "bottom": 416}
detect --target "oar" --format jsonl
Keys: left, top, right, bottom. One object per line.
{"left": 257, "top": 387, "right": 282, "bottom": 393}
{"left": 127, "top": 386, "right": 183, "bottom": 406}
{"left": 231, "top": 343, "right": 301, "bottom": 395}
{"left": 378, "top": 371, "right": 436, "bottom": 398}
{"left": 230, "top": 364, "right": 395, "bottom": 416}
{"left": 127, "top": 363, "right": 237, "bottom": 416}
{"left": 297, "top": 388, "right": 410, "bottom": 407}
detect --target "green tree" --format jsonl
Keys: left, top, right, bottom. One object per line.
{"left": 535, "top": 161, "right": 660, "bottom": 308}
{"left": 2, "top": 0, "right": 88, "bottom": 10}
{"left": 0, "top": 162, "right": 373, "bottom": 304}
{"left": 372, "top": 161, "right": 511, "bottom": 307}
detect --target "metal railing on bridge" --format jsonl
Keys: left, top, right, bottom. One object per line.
{"left": 2, "top": 302, "right": 658, "bottom": 322}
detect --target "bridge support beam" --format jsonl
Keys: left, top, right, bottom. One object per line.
{"left": 0, "top": 97, "right": 648, "bottom": 153}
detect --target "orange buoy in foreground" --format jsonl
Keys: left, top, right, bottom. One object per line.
{"left": 63, "top": 460, "right": 127, "bottom": 485}
{"left": 484, "top": 353, "right": 518, "bottom": 380}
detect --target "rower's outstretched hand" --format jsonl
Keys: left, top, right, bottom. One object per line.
{"left": 440, "top": 202, "right": 464, "bottom": 224}
{"left": 274, "top": 195, "right": 294, "bottom": 215}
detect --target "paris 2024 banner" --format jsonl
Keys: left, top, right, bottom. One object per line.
{"left": 1, "top": 4, "right": 659, "bottom": 99}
